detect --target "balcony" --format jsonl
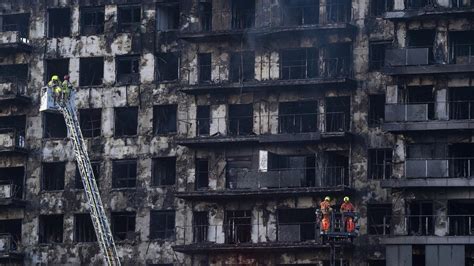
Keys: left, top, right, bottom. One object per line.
{"left": 381, "top": 158, "right": 474, "bottom": 188}
{"left": 176, "top": 167, "right": 352, "bottom": 200}
{"left": 0, "top": 31, "right": 31, "bottom": 53}
{"left": 384, "top": 0, "right": 474, "bottom": 20}
{"left": 0, "top": 183, "right": 26, "bottom": 207}
{"left": 173, "top": 222, "right": 350, "bottom": 254}
{"left": 176, "top": 112, "right": 350, "bottom": 147}
{"left": 382, "top": 214, "right": 474, "bottom": 245}
{"left": 383, "top": 102, "right": 474, "bottom": 131}
{"left": 383, "top": 44, "right": 474, "bottom": 75}
{"left": 0, "top": 129, "right": 27, "bottom": 155}
{"left": 0, "top": 77, "right": 30, "bottom": 104}
{"left": 0, "top": 234, "right": 23, "bottom": 260}
{"left": 178, "top": 4, "right": 355, "bottom": 42}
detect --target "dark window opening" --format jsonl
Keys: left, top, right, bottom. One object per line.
{"left": 150, "top": 210, "right": 175, "bottom": 240}
{"left": 198, "top": 53, "right": 212, "bottom": 84}
{"left": 406, "top": 0, "right": 433, "bottom": 9}
{"left": 157, "top": 3, "right": 180, "bottom": 31}
{"left": 447, "top": 200, "right": 474, "bottom": 235}
{"left": 231, "top": 0, "right": 255, "bottom": 29}
{"left": 452, "top": 0, "right": 474, "bottom": 8}
{"left": 407, "top": 143, "right": 446, "bottom": 159}
{"left": 370, "top": 0, "right": 393, "bottom": 16}
{"left": 326, "top": 0, "right": 351, "bottom": 23}
{"left": 111, "top": 212, "right": 135, "bottom": 241}
{"left": 0, "top": 115, "right": 26, "bottom": 148}
{"left": 278, "top": 101, "right": 318, "bottom": 133}
{"left": 324, "top": 43, "right": 351, "bottom": 77}
{"left": 152, "top": 157, "right": 176, "bottom": 186}
{"left": 367, "top": 260, "right": 386, "bottom": 266}
{"left": 268, "top": 154, "right": 316, "bottom": 187}
{"left": 277, "top": 209, "right": 316, "bottom": 242}
{"left": 80, "top": 7, "right": 104, "bottom": 35}
{"left": 225, "top": 210, "right": 251, "bottom": 244}
{"left": 228, "top": 104, "right": 253, "bottom": 136}
{"left": 281, "top": 0, "right": 319, "bottom": 26}
{"left": 280, "top": 48, "right": 318, "bottom": 80}
{"left": 449, "top": 31, "right": 474, "bottom": 64}
{"left": 197, "top": 105, "right": 210, "bottom": 136}
{"left": 80, "top": 57, "right": 104, "bottom": 86}
{"left": 369, "top": 41, "right": 390, "bottom": 71}
{"left": 322, "top": 261, "right": 350, "bottom": 266}
{"left": 118, "top": 5, "right": 141, "bottom": 32}
{"left": 322, "top": 152, "right": 349, "bottom": 187}
{"left": 156, "top": 53, "right": 179, "bottom": 82}
{"left": 114, "top": 107, "right": 138, "bottom": 137}
{"left": 406, "top": 86, "right": 435, "bottom": 120}
{"left": 367, "top": 204, "right": 391, "bottom": 235}
{"left": 193, "top": 211, "right": 208, "bottom": 243}
{"left": 412, "top": 245, "right": 425, "bottom": 266}
{"left": 229, "top": 51, "right": 255, "bottom": 82}
{"left": 0, "top": 64, "right": 28, "bottom": 84}
{"left": 42, "top": 162, "right": 65, "bottom": 191}
{"left": 112, "top": 160, "right": 137, "bottom": 188}
{"left": 368, "top": 149, "right": 392, "bottom": 180}
{"left": 0, "top": 167, "right": 24, "bottom": 199}
{"left": 79, "top": 109, "right": 102, "bottom": 138}
{"left": 75, "top": 161, "right": 101, "bottom": 189}
{"left": 48, "top": 8, "right": 71, "bottom": 38}
{"left": 325, "top": 96, "right": 350, "bottom": 132}
{"left": 153, "top": 105, "right": 177, "bottom": 135}
{"left": 199, "top": 1, "right": 212, "bottom": 32}
{"left": 46, "top": 59, "right": 69, "bottom": 84}
{"left": 408, "top": 201, "right": 434, "bottom": 236}
{"left": 74, "top": 214, "right": 97, "bottom": 242}
{"left": 116, "top": 55, "right": 140, "bottom": 85}
{"left": 39, "top": 215, "right": 63, "bottom": 243}
{"left": 226, "top": 156, "right": 252, "bottom": 189}
{"left": 368, "top": 94, "right": 385, "bottom": 126}
{"left": 448, "top": 143, "right": 474, "bottom": 178}
{"left": 195, "top": 159, "right": 209, "bottom": 190}
{"left": 1, "top": 13, "right": 29, "bottom": 38}
{"left": 407, "top": 30, "right": 435, "bottom": 63}
{"left": 0, "top": 219, "right": 21, "bottom": 250}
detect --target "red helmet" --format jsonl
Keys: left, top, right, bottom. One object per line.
{"left": 63, "top": 75, "right": 70, "bottom": 80}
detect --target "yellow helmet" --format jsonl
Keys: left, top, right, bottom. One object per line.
{"left": 344, "top": 196, "right": 350, "bottom": 202}
{"left": 324, "top": 196, "right": 330, "bottom": 201}
{"left": 51, "top": 75, "right": 59, "bottom": 81}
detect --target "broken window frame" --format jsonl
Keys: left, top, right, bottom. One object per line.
{"left": 39, "top": 214, "right": 63, "bottom": 244}
{"left": 281, "top": 0, "right": 319, "bottom": 26}
{"left": 325, "top": 96, "right": 351, "bottom": 132}
{"left": 80, "top": 6, "right": 105, "bottom": 35}
{"left": 117, "top": 5, "right": 141, "bottom": 33}
{"left": 156, "top": 2, "right": 180, "bottom": 31}
{"left": 225, "top": 210, "right": 252, "bottom": 244}
{"left": 229, "top": 51, "right": 255, "bottom": 83}
{"left": 193, "top": 211, "right": 209, "bottom": 243}
{"left": 111, "top": 212, "right": 136, "bottom": 241}
{"left": 114, "top": 107, "right": 138, "bottom": 137}
{"left": 41, "top": 162, "right": 65, "bottom": 191}
{"left": 199, "top": 1, "right": 212, "bottom": 32}
{"left": 278, "top": 101, "right": 318, "bottom": 134}
{"left": 195, "top": 159, "right": 209, "bottom": 190}
{"left": 152, "top": 157, "right": 176, "bottom": 187}
{"left": 116, "top": 55, "right": 140, "bottom": 85}
{"left": 228, "top": 104, "right": 254, "bottom": 136}
{"left": 156, "top": 52, "right": 180, "bottom": 82}
{"left": 449, "top": 87, "right": 474, "bottom": 120}
{"left": 112, "top": 159, "right": 137, "bottom": 189}
{"left": 79, "top": 57, "right": 104, "bottom": 86}
{"left": 368, "top": 94, "right": 385, "bottom": 127}
{"left": 74, "top": 213, "right": 97, "bottom": 242}
{"left": 196, "top": 105, "right": 211, "bottom": 136}
{"left": 369, "top": 0, "right": 393, "bottom": 16}
{"left": 47, "top": 8, "right": 71, "bottom": 38}
{"left": 231, "top": 0, "right": 255, "bottom": 30}
{"left": 368, "top": 149, "right": 393, "bottom": 180}
{"left": 79, "top": 108, "right": 102, "bottom": 138}
{"left": 153, "top": 105, "right": 177, "bottom": 135}
{"left": 280, "top": 48, "right": 319, "bottom": 80}
{"left": 1, "top": 13, "right": 30, "bottom": 38}
{"left": 369, "top": 41, "right": 391, "bottom": 71}
{"left": 367, "top": 204, "right": 392, "bottom": 235}
{"left": 150, "top": 210, "right": 175, "bottom": 240}
{"left": 198, "top": 53, "right": 212, "bottom": 84}
{"left": 75, "top": 161, "right": 101, "bottom": 189}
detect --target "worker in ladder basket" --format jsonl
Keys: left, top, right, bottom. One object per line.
{"left": 320, "top": 196, "right": 333, "bottom": 233}
{"left": 48, "top": 75, "right": 62, "bottom": 104}
{"left": 340, "top": 196, "right": 355, "bottom": 233}
{"left": 62, "top": 75, "right": 72, "bottom": 102}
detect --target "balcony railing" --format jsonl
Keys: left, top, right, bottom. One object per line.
{"left": 0, "top": 128, "right": 26, "bottom": 151}
{"left": 0, "top": 31, "right": 30, "bottom": 46}
{"left": 385, "top": 47, "right": 432, "bottom": 67}
{"left": 322, "top": 57, "right": 352, "bottom": 78}
{"left": 225, "top": 167, "right": 349, "bottom": 190}
{"left": 0, "top": 77, "right": 28, "bottom": 99}
{"left": 403, "top": 0, "right": 474, "bottom": 10}
{"left": 384, "top": 103, "right": 434, "bottom": 122}
{"left": 276, "top": 113, "right": 318, "bottom": 134}
{"left": 0, "top": 183, "right": 22, "bottom": 200}
{"left": 449, "top": 100, "right": 474, "bottom": 120}
{"left": 450, "top": 43, "right": 474, "bottom": 64}
{"left": 405, "top": 158, "right": 474, "bottom": 178}
{"left": 0, "top": 234, "right": 19, "bottom": 252}
{"left": 384, "top": 215, "right": 474, "bottom": 236}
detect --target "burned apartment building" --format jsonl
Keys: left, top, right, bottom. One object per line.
{"left": 0, "top": 0, "right": 474, "bottom": 265}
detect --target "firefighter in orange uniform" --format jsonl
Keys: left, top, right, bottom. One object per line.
{"left": 340, "top": 196, "right": 355, "bottom": 233}
{"left": 320, "top": 196, "right": 332, "bottom": 232}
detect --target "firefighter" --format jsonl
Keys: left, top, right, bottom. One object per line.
{"left": 48, "top": 75, "right": 62, "bottom": 103}
{"left": 340, "top": 196, "right": 355, "bottom": 233}
{"left": 319, "top": 196, "right": 332, "bottom": 233}
{"left": 62, "top": 75, "right": 72, "bottom": 101}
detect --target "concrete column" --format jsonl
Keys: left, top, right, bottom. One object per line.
{"left": 386, "top": 85, "right": 399, "bottom": 104}
{"left": 435, "top": 86, "right": 449, "bottom": 120}
{"left": 394, "top": 0, "right": 405, "bottom": 10}
{"left": 434, "top": 21, "right": 449, "bottom": 64}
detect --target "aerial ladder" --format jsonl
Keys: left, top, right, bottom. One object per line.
{"left": 40, "top": 84, "right": 121, "bottom": 266}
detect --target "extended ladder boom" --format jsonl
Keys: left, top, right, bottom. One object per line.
{"left": 58, "top": 100, "right": 120, "bottom": 266}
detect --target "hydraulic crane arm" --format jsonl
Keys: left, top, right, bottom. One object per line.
{"left": 57, "top": 99, "right": 121, "bottom": 266}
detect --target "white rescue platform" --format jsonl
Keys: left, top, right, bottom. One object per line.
{"left": 39, "top": 86, "right": 75, "bottom": 112}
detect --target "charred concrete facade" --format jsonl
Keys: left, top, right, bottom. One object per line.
{"left": 0, "top": 0, "right": 473, "bottom": 265}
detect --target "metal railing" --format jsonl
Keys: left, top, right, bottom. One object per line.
{"left": 0, "top": 77, "right": 28, "bottom": 98}
{"left": 404, "top": 158, "right": 474, "bottom": 178}
{"left": 450, "top": 43, "right": 474, "bottom": 64}
{"left": 0, "top": 234, "right": 19, "bottom": 252}
{"left": 383, "top": 214, "right": 474, "bottom": 236}
{"left": 0, "top": 128, "right": 26, "bottom": 150}
{"left": 0, "top": 182, "right": 22, "bottom": 199}
{"left": 449, "top": 100, "right": 474, "bottom": 120}
{"left": 384, "top": 103, "right": 434, "bottom": 122}
{"left": 225, "top": 166, "right": 348, "bottom": 190}
{"left": 179, "top": 222, "right": 322, "bottom": 246}
{"left": 322, "top": 57, "right": 352, "bottom": 78}
{"left": 402, "top": 0, "right": 474, "bottom": 10}
{"left": 276, "top": 113, "right": 318, "bottom": 134}
{"left": 1, "top": 24, "right": 29, "bottom": 40}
